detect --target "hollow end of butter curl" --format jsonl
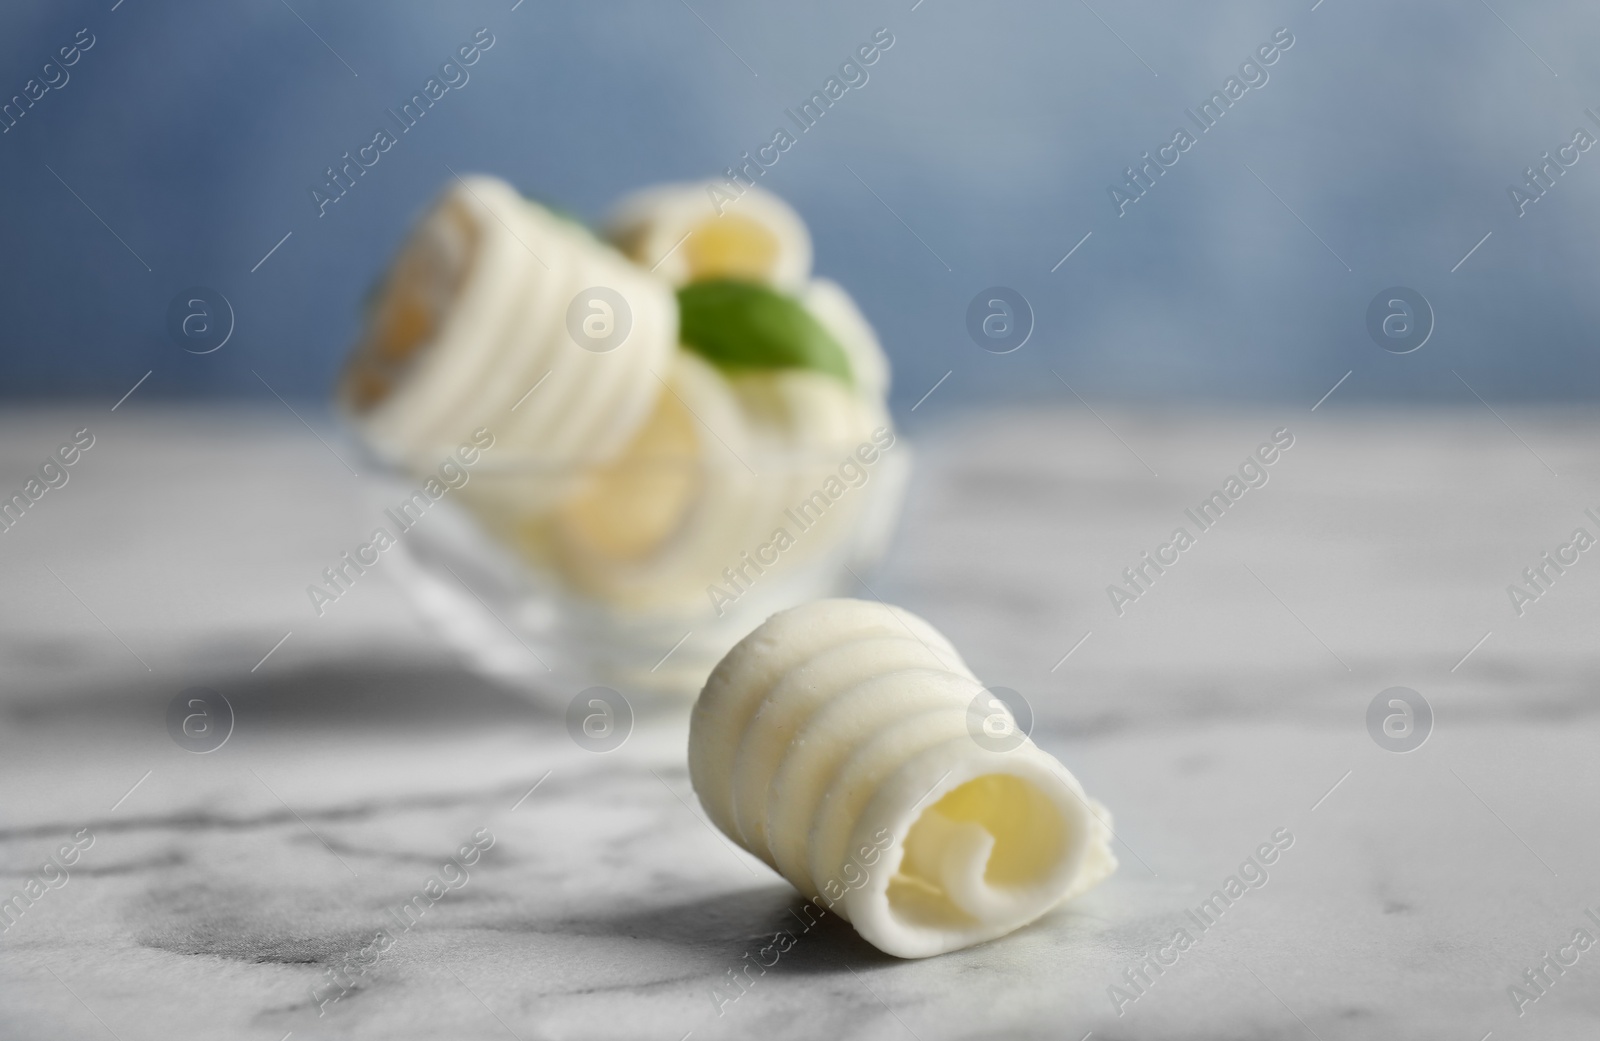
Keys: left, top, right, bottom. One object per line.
{"left": 339, "top": 176, "right": 506, "bottom": 429}
{"left": 829, "top": 740, "right": 1117, "bottom": 959}
{"left": 604, "top": 181, "right": 813, "bottom": 291}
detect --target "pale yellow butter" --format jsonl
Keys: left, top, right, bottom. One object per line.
{"left": 689, "top": 598, "right": 1117, "bottom": 958}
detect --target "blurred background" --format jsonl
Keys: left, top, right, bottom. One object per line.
{"left": 3, "top": 0, "right": 1597, "bottom": 410}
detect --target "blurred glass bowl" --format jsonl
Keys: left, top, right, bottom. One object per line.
{"left": 366, "top": 445, "right": 912, "bottom": 703}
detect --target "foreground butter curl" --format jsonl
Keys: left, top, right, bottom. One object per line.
{"left": 689, "top": 599, "right": 1117, "bottom": 958}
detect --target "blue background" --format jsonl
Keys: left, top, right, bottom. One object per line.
{"left": 2, "top": 0, "right": 1596, "bottom": 408}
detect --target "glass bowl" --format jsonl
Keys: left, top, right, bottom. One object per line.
{"left": 362, "top": 443, "right": 912, "bottom": 704}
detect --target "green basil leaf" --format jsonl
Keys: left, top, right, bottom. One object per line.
{"left": 676, "top": 279, "right": 853, "bottom": 385}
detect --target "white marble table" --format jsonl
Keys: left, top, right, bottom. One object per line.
{"left": 2, "top": 403, "right": 1598, "bottom": 1040}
